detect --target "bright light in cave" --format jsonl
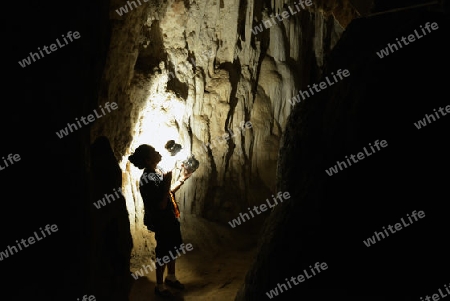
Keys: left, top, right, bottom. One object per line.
{"left": 119, "top": 73, "right": 187, "bottom": 179}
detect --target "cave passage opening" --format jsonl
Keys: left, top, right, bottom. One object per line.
{"left": 114, "top": 61, "right": 259, "bottom": 301}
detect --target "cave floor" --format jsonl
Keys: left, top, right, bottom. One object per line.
{"left": 129, "top": 215, "right": 259, "bottom": 301}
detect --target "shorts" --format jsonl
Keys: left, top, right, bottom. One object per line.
{"left": 154, "top": 218, "right": 183, "bottom": 259}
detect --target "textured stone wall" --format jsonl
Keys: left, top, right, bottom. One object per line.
{"left": 91, "top": 0, "right": 357, "bottom": 259}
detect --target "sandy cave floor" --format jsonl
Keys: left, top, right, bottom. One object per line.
{"left": 128, "top": 215, "right": 260, "bottom": 301}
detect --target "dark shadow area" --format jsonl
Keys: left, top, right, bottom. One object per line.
{"left": 135, "top": 20, "right": 167, "bottom": 73}
{"left": 3, "top": 0, "right": 114, "bottom": 299}
{"left": 166, "top": 70, "right": 189, "bottom": 100}
{"left": 89, "top": 136, "right": 133, "bottom": 300}
{"left": 129, "top": 276, "right": 186, "bottom": 301}
{"left": 237, "top": 2, "right": 450, "bottom": 300}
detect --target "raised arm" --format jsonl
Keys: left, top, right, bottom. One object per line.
{"left": 170, "top": 164, "right": 192, "bottom": 194}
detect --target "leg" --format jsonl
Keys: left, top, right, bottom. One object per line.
{"left": 154, "top": 231, "right": 173, "bottom": 298}
{"left": 167, "top": 259, "right": 175, "bottom": 275}
{"left": 156, "top": 263, "right": 166, "bottom": 285}
{"left": 155, "top": 262, "right": 174, "bottom": 297}
{"left": 165, "top": 259, "right": 185, "bottom": 289}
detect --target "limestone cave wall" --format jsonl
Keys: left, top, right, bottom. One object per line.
{"left": 91, "top": 0, "right": 358, "bottom": 259}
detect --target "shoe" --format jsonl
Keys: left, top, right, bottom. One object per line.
{"left": 154, "top": 286, "right": 173, "bottom": 298}
{"left": 165, "top": 279, "right": 185, "bottom": 290}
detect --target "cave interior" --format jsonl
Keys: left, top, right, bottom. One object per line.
{"left": 3, "top": 0, "right": 450, "bottom": 300}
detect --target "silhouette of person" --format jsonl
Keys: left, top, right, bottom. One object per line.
{"left": 128, "top": 144, "right": 192, "bottom": 298}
